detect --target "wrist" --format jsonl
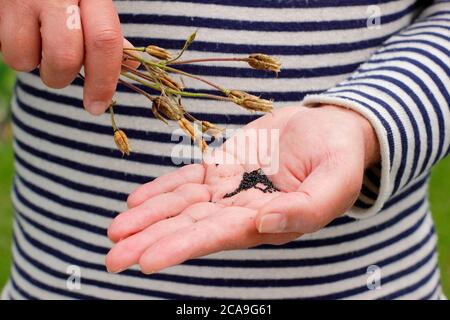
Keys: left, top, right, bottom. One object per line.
{"left": 318, "top": 104, "right": 381, "bottom": 168}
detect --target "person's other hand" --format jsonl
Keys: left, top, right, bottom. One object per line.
{"left": 0, "top": 0, "right": 136, "bottom": 115}
{"left": 106, "top": 105, "right": 380, "bottom": 274}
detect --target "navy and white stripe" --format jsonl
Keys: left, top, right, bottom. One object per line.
{"left": 1, "top": 0, "right": 448, "bottom": 300}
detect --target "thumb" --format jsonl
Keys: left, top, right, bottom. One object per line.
{"left": 255, "top": 155, "right": 364, "bottom": 234}
{"left": 122, "top": 38, "right": 141, "bottom": 69}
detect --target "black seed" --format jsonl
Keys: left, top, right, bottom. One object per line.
{"left": 223, "top": 168, "right": 279, "bottom": 199}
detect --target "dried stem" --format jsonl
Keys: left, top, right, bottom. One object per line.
{"left": 123, "top": 47, "right": 146, "bottom": 52}
{"left": 109, "top": 102, "right": 118, "bottom": 131}
{"left": 167, "top": 30, "right": 197, "bottom": 63}
{"left": 117, "top": 78, "right": 155, "bottom": 101}
{"left": 158, "top": 65, "right": 226, "bottom": 93}
{"left": 120, "top": 71, "right": 232, "bottom": 102}
{"left": 123, "top": 52, "right": 226, "bottom": 93}
{"left": 168, "top": 57, "right": 247, "bottom": 65}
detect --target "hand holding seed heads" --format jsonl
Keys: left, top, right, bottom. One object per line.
{"left": 106, "top": 105, "right": 381, "bottom": 274}
{"left": 0, "top": 0, "right": 137, "bottom": 115}
{"left": 0, "top": 1, "right": 278, "bottom": 152}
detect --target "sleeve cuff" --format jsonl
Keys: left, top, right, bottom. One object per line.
{"left": 302, "top": 94, "right": 392, "bottom": 219}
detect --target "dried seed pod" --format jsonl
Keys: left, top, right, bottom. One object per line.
{"left": 228, "top": 90, "right": 273, "bottom": 112}
{"left": 178, "top": 117, "right": 196, "bottom": 140}
{"left": 145, "top": 45, "right": 172, "bottom": 61}
{"left": 228, "top": 90, "right": 247, "bottom": 101}
{"left": 152, "top": 96, "right": 184, "bottom": 123}
{"left": 144, "top": 63, "right": 166, "bottom": 79}
{"left": 246, "top": 54, "right": 281, "bottom": 73}
{"left": 201, "top": 121, "right": 223, "bottom": 138}
{"left": 159, "top": 74, "right": 184, "bottom": 91}
{"left": 114, "top": 130, "right": 131, "bottom": 156}
{"left": 178, "top": 117, "right": 207, "bottom": 151}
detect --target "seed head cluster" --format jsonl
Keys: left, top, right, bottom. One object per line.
{"left": 79, "top": 32, "right": 281, "bottom": 156}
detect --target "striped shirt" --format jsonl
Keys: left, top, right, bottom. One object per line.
{"left": 2, "top": 0, "right": 449, "bottom": 299}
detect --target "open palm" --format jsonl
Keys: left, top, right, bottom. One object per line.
{"left": 106, "top": 105, "right": 378, "bottom": 274}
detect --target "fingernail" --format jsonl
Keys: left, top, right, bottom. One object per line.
{"left": 142, "top": 269, "right": 155, "bottom": 275}
{"left": 123, "top": 38, "right": 134, "bottom": 49}
{"left": 86, "top": 101, "right": 108, "bottom": 116}
{"left": 258, "top": 213, "right": 287, "bottom": 233}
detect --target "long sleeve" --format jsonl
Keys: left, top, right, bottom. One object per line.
{"left": 303, "top": 1, "right": 450, "bottom": 219}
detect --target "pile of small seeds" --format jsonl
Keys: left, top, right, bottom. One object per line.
{"left": 224, "top": 169, "right": 279, "bottom": 198}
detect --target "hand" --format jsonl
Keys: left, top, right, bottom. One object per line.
{"left": 106, "top": 105, "right": 380, "bottom": 274}
{"left": 0, "top": 0, "right": 136, "bottom": 115}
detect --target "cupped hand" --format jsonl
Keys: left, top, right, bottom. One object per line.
{"left": 106, "top": 105, "right": 380, "bottom": 274}
{"left": 0, "top": 0, "right": 137, "bottom": 115}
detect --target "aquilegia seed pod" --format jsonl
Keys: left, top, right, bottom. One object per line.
{"left": 228, "top": 90, "right": 273, "bottom": 112}
{"left": 114, "top": 130, "right": 132, "bottom": 156}
{"left": 178, "top": 118, "right": 208, "bottom": 152}
{"left": 178, "top": 117, "right": 196, "bottom": 140}
{"left": 201, "top": 121, "right": 223, "bottom": 137}
{"left": 159, "top": 74, "right": 184, "bottom": 91}
{"left": 152, "top": 96, "right": 184, "bottom": 122}
{"left": 246, "top": 53, "right": 281, "bottom": 73}
{"left": 145, "top": 45, "right": 173, "bottom": 61}
{"left": 178, "top": 118, "right": 207, "bottom": 151}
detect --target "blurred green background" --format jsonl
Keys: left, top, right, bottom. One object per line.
{"left": 0, "top": 60, "right": 449, "bottom": 297}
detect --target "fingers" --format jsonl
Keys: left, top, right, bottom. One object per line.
{"left": 80, "top": 0, "right": 123, "bottom": 115}
{"left": 256, "top": 154, "right": 364, "bottom": 234}
{"left": 127, "top": 164, "right": 205, "bottom": 209}
{"left": 39, "top": 1, "right": 84, "bottom": 88}
{"left": 138, "top": 207, "right": 256, "bottom": 273}
{"left": 122, "top": 38, "right": 141, "bottom": 69}
{"left": 138, "top": 207, "right": 298, "bottom": 273}
{"left": 0, "top": 3, "right": 41, "bottom": 71}
{"left": 0, "top": 0, "right": 137, "bottom": 106}
{"left": 108, "top": 183, "right": 210, "bottom": 243}
{"left": 106, "top": 202, "right": 217, "bottom": 273}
